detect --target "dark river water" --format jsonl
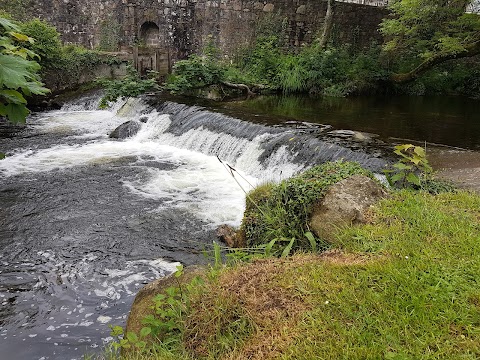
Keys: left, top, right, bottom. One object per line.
{"left": 0, "top": 93, "right": 477, "bottom": 359}
{"left": 201, "top": 95, "right": 480, "bottom": 150}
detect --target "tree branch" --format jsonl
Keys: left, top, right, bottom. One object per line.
{"left": 390, "top": 40, "right": 480, "bottom": 83}
{"left": 220, "top": 81, "right": 255, "bottom": 97}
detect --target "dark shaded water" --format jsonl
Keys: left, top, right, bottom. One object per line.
{"left": 199, "top": 95, "right": 480, "bottom": 150}
{"left": 0, "top": 93, "right": 477, "bottom": 359}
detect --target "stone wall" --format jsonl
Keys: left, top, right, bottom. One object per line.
{"left": 20, "top": 0, "right": 388, "bottom": 63}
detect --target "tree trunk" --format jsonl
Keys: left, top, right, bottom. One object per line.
{"left": 319, "top": 0, "right": 336, "bottom": 49}
{"left": 391, "top": 40, "right": 480, "bottom": 84}
{"left": 220, "top": 81, "right": 255, "bottom": 97}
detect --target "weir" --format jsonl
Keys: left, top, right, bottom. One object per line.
{"left": 0, "top": 94, "right": 388, "bottom": 359}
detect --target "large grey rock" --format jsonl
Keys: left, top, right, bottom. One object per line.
{"left": 309, "top": 175, "right": 388, "bottom": 244}
{"left": 109, "top": 120, "right": 141, "bottom": 139}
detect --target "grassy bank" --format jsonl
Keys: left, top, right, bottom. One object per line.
{"left": 103, "top": 189, "right": 480, "bottom": 359}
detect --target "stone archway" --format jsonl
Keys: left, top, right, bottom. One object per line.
{"left": 140, "top": 21, "right": 160, "bottom": 47}
{"left": 135, "top": 21, "right": 170, "bottom": 78}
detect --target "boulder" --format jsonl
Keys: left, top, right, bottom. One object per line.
{"left": 216, "top": 224, "right": 245, "bottom": 248}
{"left": 309, "top": 175, "right": 388, "bottom": 244}
{"left": 109, "top": 120, "right": 141, "bottom": 139}
{"left": 125, "top": 266, "right": 203, "bottom": 337}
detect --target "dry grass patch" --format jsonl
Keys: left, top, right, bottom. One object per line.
{"left": 183, "top": 252, "right": 374, "bottom": 359}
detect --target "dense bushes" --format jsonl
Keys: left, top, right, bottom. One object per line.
{"left": 165, "top": 28, "right": 479, "bottom": 99}
{"left": 164, "top": 55, "right": 225, "bottom": 94}
{"left": 12, "top": 17, "right": 122, "bottom": 91}
{"left": 20, "top": 18, "right": 62, "bottom": 69}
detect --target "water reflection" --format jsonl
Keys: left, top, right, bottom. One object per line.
{"left": 220, "top": 95, "right": 480, "bottom": 149}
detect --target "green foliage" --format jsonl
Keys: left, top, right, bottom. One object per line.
{"left": 241, "top": 161, "right": 376, "bottom": 253}
{"left": 380, "top": 0, "right": 480, "bottom": 69}
{"left": 234, "top": 38, "right": 387, "bottom": 96}
{"left": 0, "top": 16, "right": 49, "bottom": 124}
{"left": 20, "top": 18, "right": 62, "bottom": 69}
{"left": 384, "top": 144, "right": 432, "bottom": 188}
{"left": 2, "top": 15, "right": 123, "bottom": 92}
{"left": 96, "top": 65, "right": 159, "bottom": 108}
{"left": 0, "top": 0, "right": 32, "bottom": 21}
{"left": 384, "top": 143, "right": 457, "bottom": 194}
{"left": 164, "top": 54, "right": 225, "bottom": 94}
{"left": 110, "top": 265, "right": 204, "bottom": 356}
{"left": 54, "top": 45, "right": 121, "bottom": 85}
{"left": 99, "top": 16, "right": 121, "bottom": 52}
{"left": 238, "top": 35, "right": 283, "bottom": 86}
{"left": 395, "top": 58, "right": 480, "bottom": 98}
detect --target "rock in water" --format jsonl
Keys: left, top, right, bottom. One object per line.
{"left": 309, "top": 175, "right": 388, "bottom": 244}
{"left": 216, "top": 224, "right": 245, "bottom": 248}
{"left": 109, "top": 120, "right": 141, "bottom": 139}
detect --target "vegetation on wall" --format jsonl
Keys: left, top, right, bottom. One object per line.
{"left": 7, "top": 16, "right": 125, "bottom": 92}
{"left": 165, "top": 1, "right": 480, "bottom": 99}
{"left": 96, "top": 65, "right": 159, "bottom": 108}
{"left": 0, "top": 0, "right": 33, "bottom": 21}
{"left": 99, "top": 15, "right": 121, "bottom": 52}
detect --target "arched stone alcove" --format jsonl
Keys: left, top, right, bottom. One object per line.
{"left": 140, "top": 22, "right": 160, "bottom": 47}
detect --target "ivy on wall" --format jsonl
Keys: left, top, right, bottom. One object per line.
{"left": 0, "top": 0, "right": 34, "bottom": 21}
{"left": 99, "top": 15, "right": 121, "bottom": 52}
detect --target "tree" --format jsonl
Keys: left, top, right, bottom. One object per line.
{"left": 319, "top": 0, "right": 337, "bottom": 50}
{"left": 380, "top": 0, "right": 480, "bottom": 83}
{"left": 0, "top": 16, "right": 49, "bottom": 124}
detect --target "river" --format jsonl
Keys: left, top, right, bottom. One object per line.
{"left": 0, "top": 93, "right": 390, "bottom": 359}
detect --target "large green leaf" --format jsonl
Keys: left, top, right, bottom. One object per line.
{"left": 0, "top": 89, "right": 27, "bottom": 104}
{"left": 21, "top": 81, "right": 49, "bottom": 96}
{"left": 0, "top": 54, "right": 38, "bottom": 89}
{"left": 0, "top": 18, "right": 19, "bottom": 32}
{"left": 9, "top": 32, "right": 32, "bottom": 43}
{"left": 0, "top": 102, "right": 29, "bottom": 124}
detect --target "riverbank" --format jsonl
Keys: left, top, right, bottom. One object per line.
{"left": 429, "top": 148, "right": 480, "bottom": 194}
{"left": 121, "top": 189, "right": 480, "bottom": 359}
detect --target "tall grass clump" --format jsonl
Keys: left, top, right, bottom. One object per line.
{"left": 240, "top": 161, "right": 376, "bottom": 253}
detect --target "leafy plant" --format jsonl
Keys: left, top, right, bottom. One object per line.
{"left": 384, "top": 144, "right": 432, "bottom": 188}
{"left": 0, "top": 16, "right": 49, "bottom": 124}
{"left": 96, "top": 65, "right": 159, "bottom": 108}
{"left": 164, "top": 54, "right": 225, "bottom": 94}
{"left": 109, "top": 265, "right": 204, "bottom": 354}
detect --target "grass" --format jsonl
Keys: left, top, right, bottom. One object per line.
{"left": 240, "top": 160, "right": 376, "bottom": 252}
{"left": 100, "top": 189, "right": 480, "bottom": 359}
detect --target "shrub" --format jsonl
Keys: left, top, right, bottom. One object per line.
{"left": 164, "top": 55, "right": 225, "bottom": 94}
{"left": 20, "top": 18, "right": 62, "bottom": 70}
{"left": 240, "top": 161, "right": 376, "bottom": 253}
{"left": 96, "top": 65, "right": 159, "bottom": 108}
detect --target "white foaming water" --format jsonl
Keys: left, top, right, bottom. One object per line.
{"left": 133, "top": 110, "right": 303, "bottom": 180}
{"left": 1, "top": 100, "right": 280, "bottom": 226}
{"left": 32, "top": 110, "right": 125, "bottom": 139}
